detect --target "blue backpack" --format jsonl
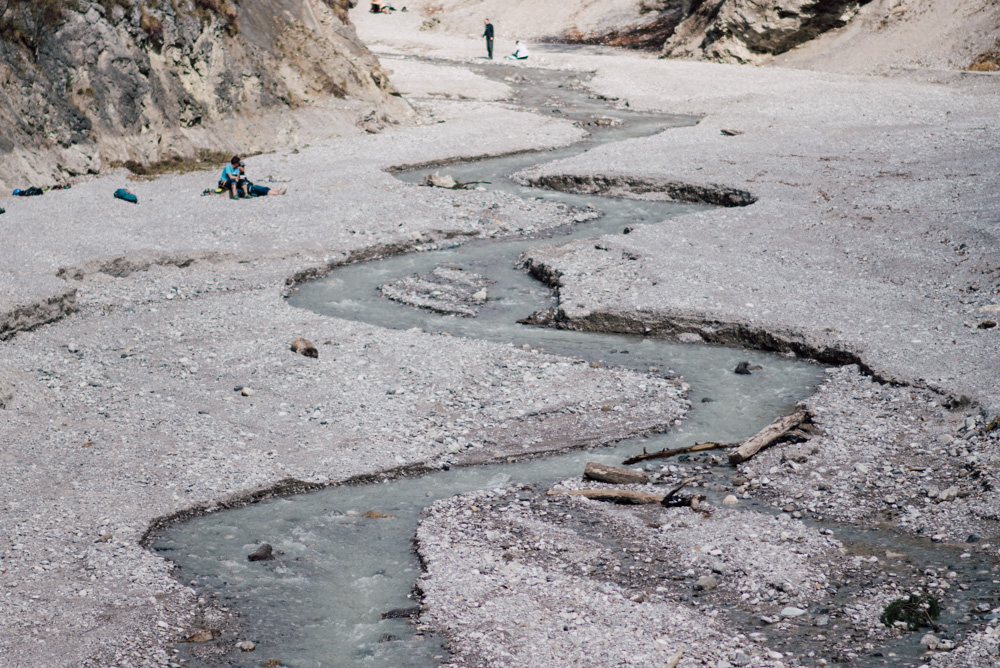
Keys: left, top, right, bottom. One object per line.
{"left": 114, "top": 188, "right": 138, "bottom": 204}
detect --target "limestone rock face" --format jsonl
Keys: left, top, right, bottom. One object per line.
{"left": 662, "top": 0, "right": 873, "bottom": 63}
{"left": 0, "top": 0, "right": 406, "bottom": 189}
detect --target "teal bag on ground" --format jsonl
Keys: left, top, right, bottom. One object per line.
{"left": 114, "top": 188, "right": 138, "bottom": 204}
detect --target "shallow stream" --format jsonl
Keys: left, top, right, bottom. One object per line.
{"left": 151, "top": 61, "right": 994, "bottom": 667}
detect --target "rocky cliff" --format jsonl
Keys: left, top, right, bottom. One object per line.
{"left": 0, "top": 0, "right": 408, "bottom": 190}
{"left": 661, "top": 0, "right": 873, "bottom": 63}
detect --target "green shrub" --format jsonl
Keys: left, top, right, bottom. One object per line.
{"left": 880, "top": 594, "right": 941, "bottom": 631}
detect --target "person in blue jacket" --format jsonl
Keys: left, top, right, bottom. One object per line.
{"left": 221, "top": 155, "right": 248, "bottom": 199}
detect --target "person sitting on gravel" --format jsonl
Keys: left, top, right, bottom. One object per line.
{"left": 220, "top": 156, "right": 248, "bottom": 199}
{"left": 370, "top": 0, "right": 394, "bottom": 12}
{"left": 505, "top": 40, "right": 529, "bottom": 60}
{"left": 238, "top": 162, "right": 287, "bottom": 197}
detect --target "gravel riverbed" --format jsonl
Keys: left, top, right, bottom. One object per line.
{"left": 2, "top": 15, "right": 999, "bottom": 667}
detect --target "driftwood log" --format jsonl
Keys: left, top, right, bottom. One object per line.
{"left": 621, "top": 441, "right": 731, "bottom": 466}
{"left": 546, "top": 489, "right": 663, "bottom": 505}
{"left": 728, "top": 409, "right": 812, "bottom": 466}
{"left": 622, "top": 409, "right": 813, "bottom": 468}
{"left": 584, "top": 461, "right": 649, "bottom": 484}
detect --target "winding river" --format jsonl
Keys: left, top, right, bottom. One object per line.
{"left": 150, "top": 61, "right": 991, "bottom": 667}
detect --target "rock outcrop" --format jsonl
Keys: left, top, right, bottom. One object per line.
{"left": 661, "top": 0, "right": 873, "bottom": 63}
{"left": 0, "top": 0, "right": 408, "bottom": 190}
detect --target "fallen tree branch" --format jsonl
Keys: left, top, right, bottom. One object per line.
{"left": 621, "top": 441, "right": 732, "bottom": 466}
{"left": 661, "top": 476, "right": 699, "bottom": 506}
{"left": 728, "top": 409, "right": 812, "bottom": 466}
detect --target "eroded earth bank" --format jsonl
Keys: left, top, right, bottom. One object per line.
{"left": 1, "top": 5, "right": 999, "bottom": 668}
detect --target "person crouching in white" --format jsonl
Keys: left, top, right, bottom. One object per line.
{"left": 505, "top": 40, "right": 529, "bottom": 60}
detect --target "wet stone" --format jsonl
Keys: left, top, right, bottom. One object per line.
{"left": 248, "top": 544, "right": 274, "bottom": 562}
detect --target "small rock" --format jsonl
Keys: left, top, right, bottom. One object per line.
{"left": 381, "top": 606, "right": 420, "bottom": 619}
{"left": 966, "top": 533, "right": 982, "bottom": 543}
{"left": 937, "top": 486, "right": 959, "bottom": 502}
{"left": 780, "top": 606, "right": 807, "bottom": 618}
{"left": 247, "top": 544, "right": 274, "bottom": 562}
{"left": 722, "top": 495, "right": 739, "bottom": 505}
{"left": 290, "top": 337, "right": 318, "bottom": 358}
{"left": 237, "top": 640, "right": 256, "bottom": 651}
{"left": 241, "top": 387, "right": 255, "bottom": 397}
{"left": 731, "top": 650, "right": 751, "bottom": 667}
{"left": 677, "top": 332, "right": 703, "bottom": 344}
{"left": 920, "top": 633, "right": 940, "bottom": 650}
{"left": 734, "top": 361, "right": 751, "bottom": 375}
{"left": 424, "top": 172, "right": 457, "bottom": 189}
{"left": 781, "top": 444, "right": 817, "bottom": 463}
{"left": 182, "top": 629, "right": 220, "bottom": 643}
{"left": 693, "top": 576, "right": 719, "bottom": 591}
{"left": 471, "top": 289, "right": 488, "bottom": 301}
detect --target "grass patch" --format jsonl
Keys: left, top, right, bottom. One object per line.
{"left": 968, "top": 42, "right": 1000, "bottom": 72}
{"left": 115, "top": 151, "right": 238, "bottom": 179}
